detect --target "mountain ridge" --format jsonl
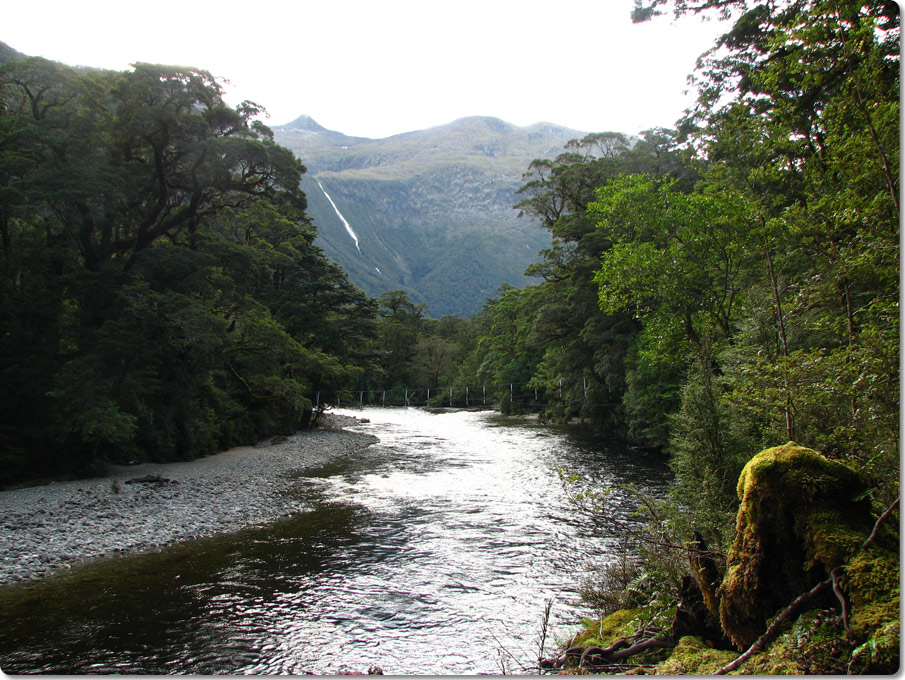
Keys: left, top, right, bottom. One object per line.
{"left": 274, "top": 115, "right": 587, "bottom": 316}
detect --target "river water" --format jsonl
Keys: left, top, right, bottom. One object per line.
{"left": 0, "top": 407, "right": 671, "bottom": 675}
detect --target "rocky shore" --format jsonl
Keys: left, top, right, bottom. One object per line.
{"left": 0, "top": 418, "right": 377, "bottom": 585}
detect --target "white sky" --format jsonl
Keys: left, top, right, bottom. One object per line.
{"left": 4, "top": 0, "right": 731, "bottom": 139}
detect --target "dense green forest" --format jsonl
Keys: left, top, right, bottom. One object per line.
{"left": 0, "top": 58, "right": 380, "bottom": 484}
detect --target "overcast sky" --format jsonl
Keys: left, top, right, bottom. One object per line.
{"left": 5, "top": 0, "right": 731, "bottom": 139}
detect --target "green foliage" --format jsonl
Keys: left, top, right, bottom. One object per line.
{"left": 456, "top": 130, "right": 696, "bottom": 427}
{"left": 666, "top": 346, "right": 748, "bottom": 551}
{"left": 621, "top": 315, "right": 687, "bottom": 447}
{"left": 591, "top": 176, "right": 757, "bottom": 344}
{"left": 0, "top": 57, "right": 377, "bottom": 484}
{"left": 581, "top": 0, "right": 899, "bottom": 568}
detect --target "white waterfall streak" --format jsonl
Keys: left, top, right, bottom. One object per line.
{"left": 317, "top": 180, "right": 361, "bottom": 253}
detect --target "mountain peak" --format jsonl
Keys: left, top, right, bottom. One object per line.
{"left": 447, "top": 116, "right": 514, "bottom": 131}
{"left": 283, "top": 114, "right": 329, "bottom": 132}
{"left": 272, "top": 114, "right": 593, "bottom": 316}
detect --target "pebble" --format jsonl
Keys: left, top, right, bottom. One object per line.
{"left": 0, "top": 419, "right": 377, "bottom": 586}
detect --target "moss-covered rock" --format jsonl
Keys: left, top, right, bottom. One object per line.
{"left": 564, "top": 442, "right": 899, "bottom": 674}
{"left": 719, "top": 442, "right": 875, "bottom": 649}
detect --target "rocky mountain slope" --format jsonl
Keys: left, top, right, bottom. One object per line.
{"left": 273, "top": 115, "right": 586, "bottom": 317}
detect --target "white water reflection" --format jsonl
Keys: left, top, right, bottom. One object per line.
{"left": 0, "top": 407, "right": 671, "bottom": 675}
{"left": 252, "top": 407, "right": 668, "bottom": 674}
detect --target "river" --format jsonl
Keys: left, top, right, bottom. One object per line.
{"left": 0, "top": 407, "right": 671, "bottom": 675}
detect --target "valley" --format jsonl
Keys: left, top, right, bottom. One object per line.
{"left": 273, "top": 115, "right": 586, "bottom": 317}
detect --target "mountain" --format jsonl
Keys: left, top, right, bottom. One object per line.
{"left": 273, "top": 115, "right": 585, "bottom": 317}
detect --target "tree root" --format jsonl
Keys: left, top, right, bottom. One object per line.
{"left": 715, "top": 570, "right": 838, "bottom": 675}
{"left": 554, "top": 633, "right": 673, "bottom": 672}
{"left": 608, "top": 636, "right": 673, "bottom": 661}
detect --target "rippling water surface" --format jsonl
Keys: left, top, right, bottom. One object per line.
{"left": 0, "top": 407, "right": 671, "bottom": 675}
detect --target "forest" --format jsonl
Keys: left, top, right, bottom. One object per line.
{"left": 0, "top": 58, "right": 382, "bottom": 483}
{"left": 0, "top": 0, "right": 898, "bottom": 671}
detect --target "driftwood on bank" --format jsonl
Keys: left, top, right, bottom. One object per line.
{"left": 124, "top": 474, "right": 177, "bottom": 484}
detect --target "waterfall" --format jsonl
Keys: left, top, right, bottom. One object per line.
{"left": 317, "top": 180, "right": 361, "bottom": 253}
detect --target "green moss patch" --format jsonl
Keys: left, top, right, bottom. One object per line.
{"left": 653, "top": 635, "right": 737, "bottom": 675}
{"left": 569, "top": 608, "right": 644, "bottom": 649}
{"left": 846, "top": 544, "right": 900, "bottom": 674}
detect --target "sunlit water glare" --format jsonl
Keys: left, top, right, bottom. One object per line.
{"left": 0, "top": 407, "right": 671, "bottom": 675}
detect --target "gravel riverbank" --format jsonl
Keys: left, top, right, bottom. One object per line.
{"left": 0, "top": 418, "right": 377, "bottom": 586}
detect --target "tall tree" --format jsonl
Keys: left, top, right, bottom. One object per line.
{"left": 0, "top": 58, "right": 376, "bottom": 483}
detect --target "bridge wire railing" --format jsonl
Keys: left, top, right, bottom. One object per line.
{"left": 310, "top": 376, "right": 620, "bottom": 411}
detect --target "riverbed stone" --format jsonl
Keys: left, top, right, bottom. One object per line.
{"left": 0, "top": 423, "right": 377, "bottom": 585}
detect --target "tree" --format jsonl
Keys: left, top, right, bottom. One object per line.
{"left": 375, "top": 290, "right": 427, "bottom": 386}
{"left": 591, "top": 175, "right": 757, "bottom": 346}
{"left": 684, "top": 0, "right": 899, "bottom": 498}
{"left": 0, "top": 57, "right": 375, "bottom": 483}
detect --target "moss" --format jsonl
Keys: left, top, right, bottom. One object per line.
{"left": 847, "top": 547, "right": 900, "bottom": 612}
{"left": 569, "top": 608, "right": 644, "bottom": 648}
{"left": 563, "top": 608, "right": 676, "bottom": 673}
{"left": 850, "top": 619, "right": 900, "bottom": 674}
{"left": 720, "top": 442, "right": 875, "bottom": 649}
{"left": 653, "top": 635, "right": 737, "bottom": 675}
{"left": 846, "top": 545, "right": 900, "bottom": 674}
